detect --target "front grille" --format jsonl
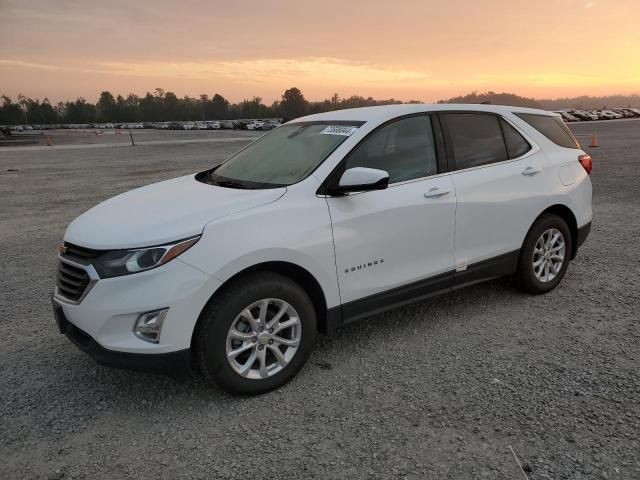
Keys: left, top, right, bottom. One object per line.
{"left": 62, "top": 242, "right": 100, "bottom": 265}
{"left": 56, "top": 243, "right": 100, "bottom": 302}
{"left": 56, "top": 261, "right": 91, "bottom": 302}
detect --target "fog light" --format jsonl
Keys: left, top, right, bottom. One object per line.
{"left": 134, "top": 308, "right": 168, "bottom": 343}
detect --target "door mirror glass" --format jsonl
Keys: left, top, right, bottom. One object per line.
{"left": 332, "top": 167, "right": 389, "bottom": 194}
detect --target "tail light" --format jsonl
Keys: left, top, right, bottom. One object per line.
{"left": 579, "top": 154, "right": 592, "bottom": 175}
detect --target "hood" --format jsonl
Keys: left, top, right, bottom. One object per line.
{"left": 64, "top": 174, "right": 286, "bottom": 250}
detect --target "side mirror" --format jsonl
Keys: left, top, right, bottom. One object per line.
{"left": 329, "top": 167, "right": 389, "bottom": 195}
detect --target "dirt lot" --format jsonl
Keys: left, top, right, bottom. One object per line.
{"left": 0, "top": 120, "right": 639, "bottom": 479}
{"left": 0, "top": 128, "right": 261, "bottom": 148}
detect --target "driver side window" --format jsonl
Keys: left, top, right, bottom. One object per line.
{"left": 345, "top": 115, "right": 437, "bottom": 183}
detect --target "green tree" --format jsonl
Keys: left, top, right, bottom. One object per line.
{"left": 279, "top": 87, "right": 308, "bottom": 121}
{"left": 209, "top": 93, "right": 230, "bottom": 119}
{"left": 64, "top": 97, "right": 96, "bottom": 123}
{"left": 0, "top": 95, "right": 24, "bottom": 124}
{"left": 238, "top": 97, "right": 267, "bottom": 118}
{"left": 97, "top": 91, "right": 117, "bottom": 122}
{"left": 163, "top": 91, "right": 179, "bottom": 120}
{"left": 40, "top": 99, "right": 58, "bottom": 123}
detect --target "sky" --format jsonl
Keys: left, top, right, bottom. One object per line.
{"left": 1, "top": 0, "right": 639, "bottom": 103}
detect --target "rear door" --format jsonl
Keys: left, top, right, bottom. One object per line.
{"left": 325, "top": 114, "right": 456, "bottom": 314}
{"left": 439, "top": 112, "right": 550, "bottom": 277}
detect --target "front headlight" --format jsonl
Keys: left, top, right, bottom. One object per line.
{"left": 92, "top": 236, "right": 200, "bottom": 278}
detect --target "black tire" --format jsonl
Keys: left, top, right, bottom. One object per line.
{"left": 516, "top": 214, "right": 573, "bottom": 294}
{"left": 196, "top": 272, "right": 316, "bottom": 395}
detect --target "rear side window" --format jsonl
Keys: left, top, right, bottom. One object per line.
{"left": 500, "top": 119, "right": 531, "bottom": 158}
{"left": 345, "top": 115, "right": 437, "bottom": 183}
{"left": 515, "top": 113, "right": 579, "bottom": 149}
{"left": 443, "top": 113, "right": 508, "bottom": 170}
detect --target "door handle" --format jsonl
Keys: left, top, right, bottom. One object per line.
{"left": 522, "top": 166, "right": 542, "bottom": 176}
{"left": 424, "top": 187, "right": 451, "bottom": 198}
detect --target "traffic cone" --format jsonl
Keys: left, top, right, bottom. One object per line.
{"left": 589, "top": 133, "right": 599, "bottom": 147}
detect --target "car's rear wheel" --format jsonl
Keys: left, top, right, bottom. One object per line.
{"left": 196, "top": 272, "right": 316, "bottom": 395}
{"left": 516, "top": 214, "right": 573, "bottom": 294}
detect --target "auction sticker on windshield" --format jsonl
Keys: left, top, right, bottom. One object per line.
{"left": 321, "top": 125, "right": 359, "bottom": 136}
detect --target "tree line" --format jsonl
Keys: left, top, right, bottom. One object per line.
{"left": 438, "top": 91, "right": 640, "bottom": 110}
{"left": 3, "top": 88, "right": 638, "bottom": 126}
{"left": 0, "top": 88, "right": 408, "bottom": 125}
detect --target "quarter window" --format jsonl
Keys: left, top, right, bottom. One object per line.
{"left": 345, "top": 116, "right": 437, "bottom": 183}
{"left": 500, "top": 119, "right": 531, "bottom": 159}
{"left": 515, "top": 113, "right": 579, "bottom": 149}
{"left": 444, "top": 113, "right": 508, "bottom": 170}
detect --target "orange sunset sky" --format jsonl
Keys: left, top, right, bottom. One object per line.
{"left": 1, "top": 0, "right": 639, "bottom": 103}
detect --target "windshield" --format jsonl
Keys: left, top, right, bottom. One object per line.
{"left": 202, "top": 122, "right": 363, "bottom": 189}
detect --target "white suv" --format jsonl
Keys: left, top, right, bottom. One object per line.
{"left": 53, "top": 104, "right": 592, "bottom": 394}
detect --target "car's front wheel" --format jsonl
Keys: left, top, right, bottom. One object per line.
{"left": 516, "top": 214, "right": 573, "bottom": 294}
{"left": 196, "top": 273, "right": 317, "bottom": 395}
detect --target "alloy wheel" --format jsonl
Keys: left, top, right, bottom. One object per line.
{"left": 225, "top": 298, "right": 301, "bottom": 380}
{"left": 532, "top": 228, "right": 566, "bottom": 283}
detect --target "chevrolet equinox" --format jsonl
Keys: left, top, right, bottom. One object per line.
{"left": 53, "top": 104, "right": 593, "bottom": 394}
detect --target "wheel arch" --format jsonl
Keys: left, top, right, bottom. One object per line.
{"left": 190, "top": 261, "right": 331, "bottom": 361}
{"left": 527, "top": 204, "right": 579, "bottom": 259}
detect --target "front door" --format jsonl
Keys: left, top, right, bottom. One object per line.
{"left": 325, "top": 115, "right": 456, "bottom": 317}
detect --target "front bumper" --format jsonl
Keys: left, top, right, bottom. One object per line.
{"left": 53, "top": 257, "right": 221, "bottom": 358}
{"left": 54, "top": 301, "right": 191, "bottom": 375}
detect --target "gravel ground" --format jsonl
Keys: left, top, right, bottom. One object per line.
{"left": 0, "top": 122, "right": 639, "bottom": 479}
{"left": 0, "top": 128, "right": 262, "bottom": 148}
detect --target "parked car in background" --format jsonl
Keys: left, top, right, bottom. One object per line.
{"left": 555, "top": 111, "right": 580, "bottom": 122}
{"left": 590, "top": 110, "right": 610, "bottom": 120}
{"left": 599, "top": 110, "right": 622, "bottom": 120}
{"left": 246, "top": 121, "right": 264, "bottom": 130}
{"left": 261, "top": 121, "right": 280, "bottom": 130}
{"left": 584, "top": 111, "right": 599, "bottom": 120}
{"left": 567, "top": 110, "right": 591, "bottom": 121}
{"left": 613, "top": 109, "right": 636, "bottom": 118}
{"left": 53, "top": 104, "right": 592, "bottom": 394}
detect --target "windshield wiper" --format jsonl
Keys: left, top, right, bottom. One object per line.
{"left": 200, "top": 170, "right": 285, "bottom": 190}
{"left": 204, "top": 170, "right": 247, "bottom": 189}
{"left": 212, "top": 178, "right": 249, "bottom": 189}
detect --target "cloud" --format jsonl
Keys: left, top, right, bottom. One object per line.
{"left": 0, "top": 60, "right": 62, "bottom": 71}
{"left": 1, "top": 57, "right": 432, "bottom": 90}
{"left": 97, "top": 58, "right": 431, "bottom": 86}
